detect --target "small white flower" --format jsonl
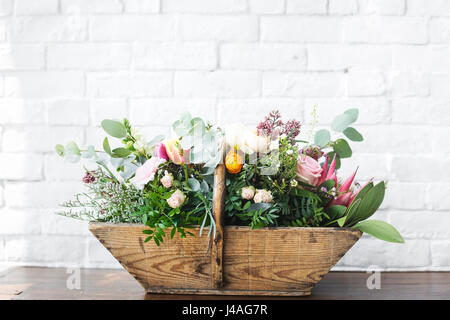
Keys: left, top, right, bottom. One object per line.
{"left": 286, "top": 149, "right": 294, "bottom": 155}
{"left": 290, "top": 179, "right": 298, "bottom": 187}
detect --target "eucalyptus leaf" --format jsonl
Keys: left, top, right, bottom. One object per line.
{"left": 333, "top": 139, "right": 352, "bottom": 158}
{"left": 353, "top": 220, "right": 404, "bottom": 243}
{"left": 344, "top": 108, "right": 359, "bottom": 123}
{"left": 65, "top": 141, "right": 81, "bottom": 155}
{"left": 103, "top": 137, "right": 112, "bottom": 155}
{"left": 81, "top": 145, "right": 96, "bottom": 159}
{"left": 331, "top": 113, "right": 354, "bottom": 132}
{"left": 101, "top": 119, "right": 127, "bottom": 138}
{"left": 314, "top": 129, "right": 331, "bottom": 147}
{"left": 200, "top": 180, "right": 210, "bottom": 193}
{"left": 343, "top": 127, "right": 363, "bottom": 142}
{"left": 112, "top": 147, "right": 132, "bottom": 158}
{"left": 187, "top": 178, "right": 201, "bottom": 192}
{"left": 55, "top": 144, "right": 65, "bottom": 157}
{"left": 247, "top": 203, "right": 271, "bottom": 213}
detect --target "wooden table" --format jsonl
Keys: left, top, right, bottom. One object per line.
{"left": 1, "top": 267, "right": 449, "bottom": 300}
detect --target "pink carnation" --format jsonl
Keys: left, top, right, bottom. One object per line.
{"left": 160, "top": 171, "right": 174, "bottom": 188}
{"left": 241, "top": 186, "right": 255, "bottom": 200}
{"left": 167, "top": 190, "right": 186, "bottom": 209}
{"left": 254, "top": 189, "right": 273, "bottom": 203}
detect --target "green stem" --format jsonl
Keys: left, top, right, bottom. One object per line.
{"left": 183, "top": 164, "right": 189, "bottom": 183}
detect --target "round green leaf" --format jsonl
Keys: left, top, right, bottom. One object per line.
{"left": 101, "top": 119, "right": 127, "bottom": 138}
{"left": 353, "top": 220, "right": 404, "bottom": 243}
{"left": 331, "top": 109, "right": 359, "bottom": 132}
{"left": 112, "top": 147, "right": 132, "bottom": 158}
{"left": 314, "top": 129, "right": 331, "bottom": 147}
{"left": 344, "top": 108, "right": 359, "bottom": 122}
{"left": 65, "top": 141, "right": 81, "bottom": 155}
{"left": 343, "top": 127, "right": 363, "bottom": 142}
{"left": 333, "top": 139, "right": 352, "bottom": 158}
{"left": 103, "top": 137, "right": 112, "bottom": 155}
{"left": 187, "top": 178, "right": 201, "bottom": 192}
{"left": 55, "top": 144, "right": 65, "bottom": 157}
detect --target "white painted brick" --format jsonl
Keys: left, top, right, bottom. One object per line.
{"left": 286, "top": 0, "right": 327, "bottom": 14}
{"left": 391, "top": 45, "right": 430, "bottom": 71}
{"left": 163, "top": 0, "right": 247, "bottom": 13}
{"left": 9, "top": 16, "right": 88, "bottom": 42}
{"left": 4, "top": 235, "right": 86, "bottom": 264}
{"left": 2, "top": 126, "right": 84, "bottom": 153}
{"left": 175, "top": 71, "right": 260, "bottom": 98}
{"left": 178, "top": 15, "right": 258, "bottom": 41}
{"left": 359, "top": 0, "right": 405, "bottom": 15}
{"left": 428, "top": 184, "right": 450, "bottom": 211}
{"left": 339, "top": 153, "right": 392, "bottom": 181}
{"left": 4, "top": 181, "right": 84, "bottom": 208}
{"left": 4, "top": 72, "right": 85, "bottom": 98}
{"left": 308, "top": 44, "right": 392, "bottom": 71}
{"left": 216, "top": 98, "right": 304, "bottom": 126}
{"left": 44, "top": 154, "right": 86, "bottom": 181}
{"left": 248, "top": 0, "right": 284, "bottom": 14}
{"left": 347, "top": 69, "right": 386, "bottom": 96}
{"left": 430, "top": 46, "right": 450, "bottom": 72}
{"left": 263, "top": 72, "right": 345, "bottom": 97}
{"left": 383, "top": 183, "right": 427, "bottom": 210}
{"left": 329, "top": 0, "right": 358, "bottom": 15}
{"left": 0, "top": 1, "right": 12, "bottom": 17}
{"left": 431, "top": 74, "right": 450, "bottom": 98}
{"left": 47, "top": 44, "right": 131, "bottom": 70}
{"left": 261, "top": 16, "right": 342, "bottom": 42}
{"left": 133, "top": 43, "right": 216, "bottom": 70}
{"left": 352, "top": 125, "right": 429, "bottom": 154}
{"left": 87, "top": 72, "right": 172, "bottom": 98}
{"left": 15, "top": 0, "right": 58, "bottom": 15}
{"left": 0, "top": 185, "right": 3, "bottom": 208}
{"left": 47, "top": 99, "right": 90, "bottom": 125}
{"left": 123, "top": 0, "right": 160, "bottom": 13}
{"left": 431, "top": 241, "right": 450, "bottom": 267}
{"left": 130, "top": 98, "right": 216, "bottom": 126}
{"left": 388, "top": 71, "right": 430, "bottom": 97}
{"left": 392, "top": 98, "right": 450, "bottom": 125}
{"left": 344, "top": 16, "right": 427, "bottom": 44}
{"left": 388, "top": 211, "right": 450, "bottom": 240}
{"left": 430, "top": 18, "right": 450, "bottom": 43}
{"left": 391, "top": 155, "right": 448, "bottom": 182}
{"left": 0, "top": 99, "right": 46, "bottom": 124}
{"left": 0, "top": 22, "right": 5, "bottom": 41}
{"left": 0, "top": 153, "right": 43, "bottom": 180}
{"left": 408, "top": 0, "right": 450, "bottom": 16}
{"left": 90, "top": 99, "right": 128, "bottom": 125}
{"left": 0, "top": 209, "right": 42, "bottom": 234}
{"left": 220, "top": 43, "right": 306, "bottom": 71}
{"left": 432, "top": 127, "right": 450, "bottom": 154}
{"left": 90, "top": 16, "right": 175, "bottom": 41}
{"left": 303, "top": 97, "right": 390, "bottom": 125}
{"left": 41, "top": 210, "right": 89, "bottom": 236}
{"left": 0, "top": 44, "right": 45, "bottom": 70}
{"left": 61, "top": 0, "right": 123, "bottom": 13}
{"left": 344, "top": 238, "right": 431, "bottom": 268}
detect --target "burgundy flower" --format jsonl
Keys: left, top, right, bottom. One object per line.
{"left": 82, "top": 171, "right": 96, "bottom": 184}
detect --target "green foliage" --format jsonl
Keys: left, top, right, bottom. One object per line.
{"left": 101, "top": 119, "right": 127, "bottom": 138}
{"left": 314, "top": 129, "right": 331, "bottom": 147}
{"left": 343, "top": 127, "right": 363, "bottom": 142}
{"left": 333, "top": 138, "right": 352, "bottom": 159}
{"left": 353, "top": 220, "right": 404, "bottom": 243}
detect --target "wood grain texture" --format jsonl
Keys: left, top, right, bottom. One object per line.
{"left": 89, "top": 223, "right": 362, "bottom": 296}
{"left": 211, "top": 162, "right": 226, "bottom": 289}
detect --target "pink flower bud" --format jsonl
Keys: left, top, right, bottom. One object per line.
{"left": 254, "top": 189, "right": 273, "bottom": 203}
{"left": 160, "top": 171, "right": 174, "bottom": 188}
{"left": 241, "top": 186, "right": 256, "bottom": 200}
{"left": 167, "top": 190, "right": 186, "bottom": 209}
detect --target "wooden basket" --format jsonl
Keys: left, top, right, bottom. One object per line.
{"left": 89, "top": 163, "right": 362, "bottom": 296}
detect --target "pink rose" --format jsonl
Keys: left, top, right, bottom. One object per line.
{"left": 254, "top": 189, "right": 273, "bottom": 203}
{"left": 241, "top": 186, "right": 255, "bottom": 200}
{"left": 160, "top": 171, "right": 174, "bottom": 188}
{"left": 296, "top": 154, "right": 323, "bottom": 186}
{"left": 154, "top": 142, "right": 169, "bottom": 160}
{"left": 165, "top": 139, "right": 190, "bottom": 165}
{"left": 167, "top": 190, "right": 186, "bottom": 209}
{"left": 131, "top": 157, "right": 166, "bottom": 189}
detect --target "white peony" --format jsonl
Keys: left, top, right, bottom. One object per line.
{"left": 225, "top": 123, "right": 270, "bottom": 154}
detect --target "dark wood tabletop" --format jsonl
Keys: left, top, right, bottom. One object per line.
{"left": 0, "top": 267, "right": 449, "bottom": 300}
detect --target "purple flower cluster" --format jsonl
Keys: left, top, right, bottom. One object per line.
{"left": 82, "top": 171, "right": 96, "bottom": 184}
{"left": 299, "top": 145, "right": 324, "bottom": 161}
{"left": 256, "top": 110, "right": 301, "bottom": 144}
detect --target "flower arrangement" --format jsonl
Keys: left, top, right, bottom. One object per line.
{"left": 56, "top": 108, "right": 404, "bottom": 245}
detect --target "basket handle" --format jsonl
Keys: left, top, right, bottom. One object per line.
{"left": 211, "top": 147, "right": 226, "bottom": 289}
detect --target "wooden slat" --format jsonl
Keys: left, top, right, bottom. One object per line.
{"left": 210, "top": 162, "right": 226, "bottom": 289}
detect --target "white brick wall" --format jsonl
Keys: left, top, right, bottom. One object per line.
{"left": 0, "top": 0, "right": 449, "bottom": 271}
